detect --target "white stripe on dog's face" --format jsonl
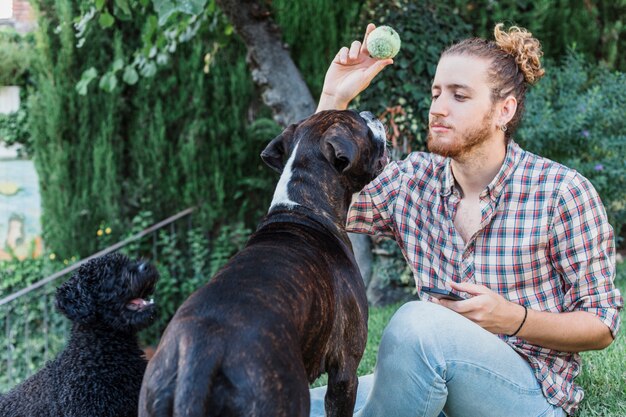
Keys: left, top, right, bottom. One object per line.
{"left": 269, "top": 142, "right": 300, "bottom": 211}
{"left": 359, "top": 111, "right": 386, "bottom": 145}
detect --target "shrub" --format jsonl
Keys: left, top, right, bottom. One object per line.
{"left": 272, "top": 0, "right": 363, "bottom": 97}
{"left": 0, "top": 30, "right": 34, "bottom": 156}
{"left": 517, "top": 52, "right": 626, "bottom": 243}
{"left": 0, "top": 30, "right": 33, "bottom": 86}
{"left": 0, "top": 258, "right": 69, "bottom": 390}
{"left": 449, "top": 0, "right": 626, "bottom": 72}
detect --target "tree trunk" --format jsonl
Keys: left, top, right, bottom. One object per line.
{"left": 217, "top": 0, "right": 374, "bottom": 295}
{"left": 215, "top": 0, "right": 316, "bottom": 126}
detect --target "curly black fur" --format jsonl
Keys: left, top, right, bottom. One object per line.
{"left": 0, "top": 253, "right": 159, "bottom": 417}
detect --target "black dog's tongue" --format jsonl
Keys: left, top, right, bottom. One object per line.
{"left": 126, "top": 298, "right": 154, "bottom": 311}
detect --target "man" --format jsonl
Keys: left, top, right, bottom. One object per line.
{"left": 310, "top": 23, "right": 623, "bottom": 417}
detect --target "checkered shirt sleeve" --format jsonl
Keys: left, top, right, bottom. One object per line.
{"left": 549, "top": 172, "right": 621, "bottom": 337}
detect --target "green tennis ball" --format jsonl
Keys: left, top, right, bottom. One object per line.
{"left": 367, "top": 25, "right": 401, "bottom": 59}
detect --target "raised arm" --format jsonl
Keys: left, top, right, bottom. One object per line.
{"left": 317, "top": 24, "right": 394, "bottom": 112}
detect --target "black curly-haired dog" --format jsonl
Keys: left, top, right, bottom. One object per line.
{"left": 0, "top": 253, "right": 158, "bottom": 417}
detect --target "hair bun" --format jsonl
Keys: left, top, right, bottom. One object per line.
{"left": 494, "top": 23, "right": 545, "bottom": 85}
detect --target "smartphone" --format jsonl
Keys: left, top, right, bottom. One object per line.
{"left": 421, "top": 286, "right": 465, "bottom": 301}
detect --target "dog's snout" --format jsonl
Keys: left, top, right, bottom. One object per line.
{"left": 360, "top": 110, "right": 375, "bottom": 120}
{"left": 359, "top": 111, "right": 387, "bottom": 145}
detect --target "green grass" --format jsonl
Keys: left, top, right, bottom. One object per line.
{"left": 576, "top": 261, "right": 626, "bottom": 416}
{"left": 313, "top": 262, "right": 626, "bottom": 416}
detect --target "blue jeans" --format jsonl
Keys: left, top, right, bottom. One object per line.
{"left": 310, "top": 301, "right": 566, "bottom": 417}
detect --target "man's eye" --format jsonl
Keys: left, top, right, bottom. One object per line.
{"left": 455, "top": 94, "right": 467, "bottom": 100}
{"left": 431, "top": 95, "right": 439, "bottom": 100}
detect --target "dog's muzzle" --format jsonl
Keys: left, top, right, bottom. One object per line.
{"left": 359, "top": 111, "right": 386, "bottom": 145}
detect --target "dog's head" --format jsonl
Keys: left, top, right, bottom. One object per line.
{"left": 261, "top": 110, "right": 388, "bottom": 194}
{"left": 56, "top": 253, "right": 159, "bottom": 333}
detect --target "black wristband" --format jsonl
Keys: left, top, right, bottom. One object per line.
{"left": 509, "top": 305, "right": 528, "bottom": 337}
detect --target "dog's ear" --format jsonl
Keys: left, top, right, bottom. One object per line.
{"left": 261, "top": 123, "right": 298, "bottom": 173}
{"left": 56, "top": 277, "right": 96, "bottom": 324}
{"left": 321, "top": 134, "right": 358, "bottom": 173}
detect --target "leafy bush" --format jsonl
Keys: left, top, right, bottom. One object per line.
{"left": 0, "top": 90, "right": 31, "bottom": 156}
{"left": 0, "top": 30, "right": 33, "bottom": 156}
{"left": 27, "top": 0, "right": 280, "bottom": 259}
{"left": 0, "top": 258, "right": 69, "bottom": 390}
{"left": 517, "top": 52, "right": 626, "bottom": 242}
{"left": 272, "top": 0, "right": 363, "bottom": 97}
{"left": 0, "top": 30, "right": 33, "bottom": 86}
{"left": 450, "top": 0, "right": 626, "bottom": 72}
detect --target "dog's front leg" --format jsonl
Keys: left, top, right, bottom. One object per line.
{"left": 324, "top": 359, "right": 359, "bottom": 417}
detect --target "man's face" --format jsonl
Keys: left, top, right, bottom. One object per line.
{"left": 427, "top": 55, "right": 497, "bottom": 159}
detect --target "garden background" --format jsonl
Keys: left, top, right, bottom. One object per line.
{"left": 0, "top": 0, "right": 624, "bottom": 415}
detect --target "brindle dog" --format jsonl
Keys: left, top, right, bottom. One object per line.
{"left": 139, "top": 110, "right": 388, "bottom": 417}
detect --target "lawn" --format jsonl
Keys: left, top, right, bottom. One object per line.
{"left": 313, "top": 261, "right": 626, "bottom": 416}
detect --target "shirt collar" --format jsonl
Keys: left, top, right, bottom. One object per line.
{"left": 439, "top": 141, "right": 523, "bottom": 200}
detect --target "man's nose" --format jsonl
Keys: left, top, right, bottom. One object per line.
{"left": 429, "top": 96, "right": 449, "bottom": 118}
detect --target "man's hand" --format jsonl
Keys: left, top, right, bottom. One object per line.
{"left": 433, "top": 281, "right": 526, "bottom": 335}
{"left": 316, "top": 24, "right": 394, "bottom": 112}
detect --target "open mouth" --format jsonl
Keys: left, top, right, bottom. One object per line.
{"left": 126, "top": 297, "right": 155, "bottom": 311}
{"left": 125, "top": 264, "right": 158, "bottom": 312}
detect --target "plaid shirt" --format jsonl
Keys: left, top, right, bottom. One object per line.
{"left": 347, "top": 141, "right": 623, "bottom": 415}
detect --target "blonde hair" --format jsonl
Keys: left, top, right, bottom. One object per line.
{"left": 493, "top": 23, "right": 545, "bottom": 85}
{"left": 441, "top": 24, "right": 545, "bottom": 138}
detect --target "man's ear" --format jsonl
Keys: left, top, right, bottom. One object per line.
{"left": 261, "top": 123, "right": 298, "bottom": 173}
{"left": 498, "top": 95, "right": 518, "bottom": 126}
{"left": 321, "top": 134, "right": 357, "bottom": 173}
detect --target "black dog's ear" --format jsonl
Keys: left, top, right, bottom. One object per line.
{"left": 261, "top": 123, "right": 298, "bottom": 173}
{"left": 56, "top": 277, "right": 96, "bottom": 324}
{"left": 321, "top": 134, "right": 357, "bottom": 173}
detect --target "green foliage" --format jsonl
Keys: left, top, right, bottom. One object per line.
{"left": 517, "top": 52, "right": 626, "bottom": 241}
{"left": 28, "top": 0, "right": 277, "bottom": 258}
{"left": 0, "top": 30, "right": 34, "bottom": 86}
{"left": 0, "top": 31, "right": 34, "bottom": 156}
{"left": 354, "top": 0, "right": 471, "bottom": 158}
{"left": 0, "top": 258, "right": 69, "bottom": 390}
{"left": 0, "top": 98, "right": 31, "bottom": 156}
{"left": 72, "top": 0, "right": 234, "bottom": 93}
{"left": 271, "top": 0, "right": 363, "bottom": 98}
{"left": 450, "top": 0, "right": 626, "bottom": 72}
{"left": 371, "top": 237, "right": 413, "bottom": 288}
{"left": 207, "top": 222, "right": 250, "bottom": 276}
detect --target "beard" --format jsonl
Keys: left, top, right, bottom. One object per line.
{"left": 427, "top": 108, "right": 495, "bottom": 159}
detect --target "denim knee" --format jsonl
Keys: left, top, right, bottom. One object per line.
{"left": 377, "top": 301, "right": 448, "bottom": 371}
{"left": 382, "top": 301, "right": 449, "bottom": 344}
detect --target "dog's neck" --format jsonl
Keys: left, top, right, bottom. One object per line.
{"left": 68, "top": 323, "right": 142, "bottom": 350}
{"left": 268, "top": 149, "right": 354, "bottom": 232}
{"left": 265, "top": 203, "right": 344, "bottom": 234}
{"left": 259, "top": 206, "right": 356, "bottom": 267}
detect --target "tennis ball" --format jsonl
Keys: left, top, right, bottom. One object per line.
{"left": 367, "top": 25, "right": 401, "bottom": 59}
